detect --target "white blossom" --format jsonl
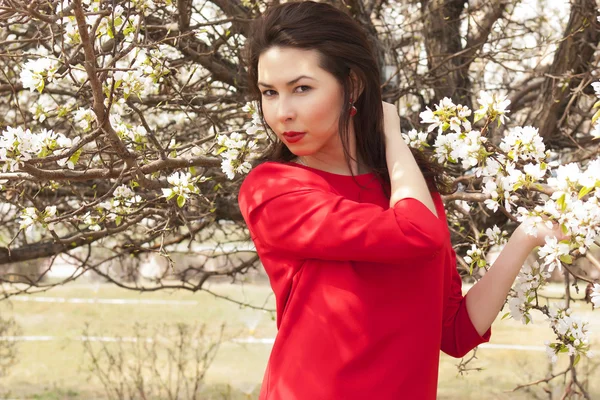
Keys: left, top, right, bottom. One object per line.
{"left": 485, "top": 225, "right": 508, "bottom": 246}
{"left": 402, "top": 129, "right": 429, "bottom": 149}
{"left": 19, "top": 206, "right": 58, "bottom": 232}
{"left": 19, "top": 55, "right": 59, "bottom": 93}
{"left": 474, "top": 91, "right": 511, "bottom": 124}
{"left": 592, "top": 82, "right": 600, "bottom": 99}
{"left": 537, "top": 236, "right": 571, "bottom": 272}
{"left": 500, "top": 126, "right": 546, "bottom": 162}
{"left": 214, "top": 131, "right": 256, "bottom": 180}
{"left": 545, "top": 341, "right": 558, "bottom": 364}
{"left": 463, "top": 244, "right": 486, "bottom": 272}
{"left": 420, "top": 97, "right": 472, "bottom": 134}
{"left": 508, "top": 261, "right": 550, "bottom": 324}
{"left": 83, "top": 212, "right": 102, "bottom": 231}
{"left": 73, "top": 108, "right": 96, "bottom": 131}
{"left": 591, "top": 283, "right": 600, "bottom": 308}
{"left": 591, "top": 122, "right": 600, "bottom": 140}
{"left": 29, "top": 94, "right": 57, "bottom": 122}
{"left": 161, "top": 171, "right": 200, "bottom": 207}
{"left": 545, "top": 306, "right": 591, "bottom": 363}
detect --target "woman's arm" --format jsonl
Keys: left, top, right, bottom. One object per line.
{"left": 465, "top": 215, "right": 569, "bottom": 336}
{"left": 383, "top": 102, "right": 438, "bottom": 217}
{"left": 381, "top": 102, "right": 568, "bottom": 335}
{"left": 238, "top": 162, "right": 450, "bottom": 264}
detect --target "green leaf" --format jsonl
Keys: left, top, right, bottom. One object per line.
{"left": 115, "top": 216, "right": 123, "bottom": 226}
{"left": 69, "top": 149, "right": 82, "bottom": 165}
{"left": 559, "top": 254, "right": 573, "bottom": 264}
{"left": 37, "top": 79, "right": 45, "bottom": 93}
{"left": 556, "top": 193, "right": 566, "bottom": 210}
{"left": 177, "top": 195, "right": 185, "bottom": 208}
{"left": 501, "top": 312, "right": 511, "bottom": 320}
{"left": 592, "top": 109, "right": 600, "bottom": 125}
{"left": 573, "top": 353, "right": 581, "bottom": 366}
{"left": 578, "top": 186, "right": 593, "bottom": 199}
{"left": 123, "top": 24, "right": 135, "bottom": 36}
{"left": 216, "top": 146, "right": 228, "bottom": 155}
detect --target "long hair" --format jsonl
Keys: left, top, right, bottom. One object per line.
{"left": 244, "top": 1, "right": 453, "bottom": 195}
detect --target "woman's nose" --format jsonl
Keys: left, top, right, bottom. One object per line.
{"left": 277, "top": 99, "right": 296, "bottom": 122}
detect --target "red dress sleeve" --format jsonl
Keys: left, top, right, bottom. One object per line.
{"left": 238, "top": 162, "right": 450, "bottom": 264}
{"left": 439, "top": 235, "right": 492, "bottom": 358}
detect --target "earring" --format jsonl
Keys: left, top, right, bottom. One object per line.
{"left": 349, "top": 97, "right": 357, "bottom": 116}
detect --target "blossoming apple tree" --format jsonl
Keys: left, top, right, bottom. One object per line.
{"left": 0, "top": 0, "right": 599, "bottom": 396}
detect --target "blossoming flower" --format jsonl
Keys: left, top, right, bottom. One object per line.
{"left": 420, "top": 97, "right": 472, "bottom": 134}
{"left": 214, "top": 131, "right": 257, "bottom": 180}
{"left": 18, "top": 206, "right": 57, "bottom": 232}
{"left": 19, "top": 56, "right": 59, "bottom": 93}
{"left": 592, "top": 122, "right": 600, "bottom": 140}
{"left": 545, "top": 306, "right": 591, "bottom": 364}
{"left": 161, "top": 171, "right": 200, "bottom": 207}
{"left": 591, "top": 283, "right": 600, "bottom": 308}
{"left": 508, "top": 262, "right": 550, "bottom": 324}
{"left": 73, "top": 108, "right": 96, "bottom": 131}
{"left": 474, "top": 91, "right": 511, "bottom": 125}
{"left": 485, "top": 225, "right": 508, "bottom": 246}
{"left": 537, "top": 236, "right": 571, "bottom": 272}
{"left": 592, "top": 82, "right": 600, "bottom": 98}
{"left": 402, "top": 129, "right": 429, "bottom": 149}
{"left": 500, "top": 126, "right": 546, "bottom": 162}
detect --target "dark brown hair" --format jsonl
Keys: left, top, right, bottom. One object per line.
{"left": 244, "top": 1, "right": 453, "bottom": 195}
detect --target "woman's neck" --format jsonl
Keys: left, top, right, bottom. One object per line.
{"left": 293, "top": 154, "right": 369, "bottom": 175}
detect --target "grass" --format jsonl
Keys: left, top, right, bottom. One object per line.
{"left": 0, "top": 281, "right": 598, "bottom": 399}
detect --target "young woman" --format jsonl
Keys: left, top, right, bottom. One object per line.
{"left": 238, "top": 2, "right": 567, "bottom": 399}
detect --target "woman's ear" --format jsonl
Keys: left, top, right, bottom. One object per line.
{"left": 349, "top": 70, "right": 364, "bottom": 100}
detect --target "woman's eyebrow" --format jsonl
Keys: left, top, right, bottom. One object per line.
{"left": 257, "top": 75, "right": 316, "bottom": 88}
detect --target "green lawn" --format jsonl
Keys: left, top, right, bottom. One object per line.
{"left": 0, "top": 281, "right": 598, "bottom": 399}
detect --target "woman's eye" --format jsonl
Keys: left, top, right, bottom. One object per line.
{"left": 297, "top": 85, "right": 311, "bottom": 93}
{"left": 262, "top": 90, "right": 275, "bottom": 97}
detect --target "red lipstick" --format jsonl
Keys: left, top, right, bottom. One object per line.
{"left": 283, "top": 131, "right": 306, "bottom": 143}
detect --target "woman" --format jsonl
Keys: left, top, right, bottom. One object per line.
{"left": 238, "top": 2, "right": 566, "bottom": 399}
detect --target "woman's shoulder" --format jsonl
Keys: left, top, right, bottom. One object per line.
{"left": 241, "top": 161, "right": 331, "bottom": 189}
{"left": 238, "top": 161, "right": 332, "bottom": 204}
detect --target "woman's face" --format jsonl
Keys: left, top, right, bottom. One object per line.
{"left": 257, "top": 46, "right": 347, "bottom": 159}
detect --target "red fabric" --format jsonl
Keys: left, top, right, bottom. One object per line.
{"left": 238, "top": 161, "right": 491, "bottom": 400}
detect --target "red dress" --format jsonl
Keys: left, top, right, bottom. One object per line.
{"left": 238, "top": 161, "right": 491, "bottom": 400}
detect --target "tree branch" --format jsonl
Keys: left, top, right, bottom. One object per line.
{"left": 532, "top": 0, "right": 600, "bottom": 142}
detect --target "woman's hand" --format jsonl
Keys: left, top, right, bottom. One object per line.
{"left": 517, "top": 219, "right": 571, "bottom": 249}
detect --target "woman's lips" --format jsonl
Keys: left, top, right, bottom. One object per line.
{"left": 283, "top": 132, "right": 306, "bottom": 143}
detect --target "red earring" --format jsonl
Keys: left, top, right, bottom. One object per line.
{"left": 349, "top": 98, "right": 357, "bottom": 116}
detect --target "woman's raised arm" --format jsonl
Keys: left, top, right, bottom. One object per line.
{"left": 383, "top": 102, "right": 438, "bottom": 217}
